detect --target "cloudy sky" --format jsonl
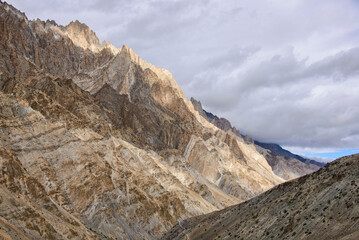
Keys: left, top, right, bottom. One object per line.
{"left": 8, "top": 0, "right": 359, "bottom": 161}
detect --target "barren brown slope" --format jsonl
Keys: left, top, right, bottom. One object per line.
{"left": 162, "top": 154, "right": 359, "bottom": 240}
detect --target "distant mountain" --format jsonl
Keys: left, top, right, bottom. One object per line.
{"left": 254, "top": 141, "right": 326, "bottom": 167}
{"left": 190, "top": 97, "right": 321, "bottom": 180}
{"left": 162, "top": 154, "right": 359, "bottom": 240}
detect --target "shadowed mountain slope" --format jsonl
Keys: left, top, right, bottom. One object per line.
{"left": 254, "top": 141, "right": 326, "bottom": 168}
{"left": 162, "top": 154, "right": 359, "bottom": 240}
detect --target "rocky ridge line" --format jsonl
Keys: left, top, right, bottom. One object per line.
{"left": 190, "top": 97, "right": 320, "bottom": 180}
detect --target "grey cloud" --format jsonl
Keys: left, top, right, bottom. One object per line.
{"left": 6, "top": 0, "right": 359, "bottom": 155}
{"left": 89, "top": 0, "right": 120, "bottom": 11}
{"left": 307, "top": 47, "right": 359, "bottom": 79}
{"left": 192, "top": 46, "right": 359, "bottom": 151}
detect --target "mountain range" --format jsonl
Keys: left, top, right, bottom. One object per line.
{"left": 0, "top": 2, "right": 355, "bottom": 240}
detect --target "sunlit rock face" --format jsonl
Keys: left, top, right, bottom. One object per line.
{"left": 0, "top": 2, "right": 284, "bottom": 239}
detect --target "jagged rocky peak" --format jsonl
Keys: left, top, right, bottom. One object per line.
{"left": 190, "top": 97, "right": 235, "bottom": 132}
{"left": 190, "top": 97, "right": 207, "bottom": 118}
{"left": 244, "top": 134, "right": 254, "bottom": 144}
{"left": 65, "top": 20, "right": 100, "bottom": 48}
{"left": 67, "top": 42, "right": 186, "bottom": 104}
{"left": 70, "top": 41, "right": 188, "bottom": 104}
{"left": 119, "top": 44, "right": 187, "bottom": 101}
{"left": 100, "top": 40, "right": 118, "bottom": 54}
{"left": 1, "top": 1, "right": 27, "bottom": 21}
{"left": 64, "top": 20, "right": 119, "bottom": 54}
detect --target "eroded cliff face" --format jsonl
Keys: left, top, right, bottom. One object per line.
{"left": 0, "top": 2, "right": 283, "bottom": 239}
